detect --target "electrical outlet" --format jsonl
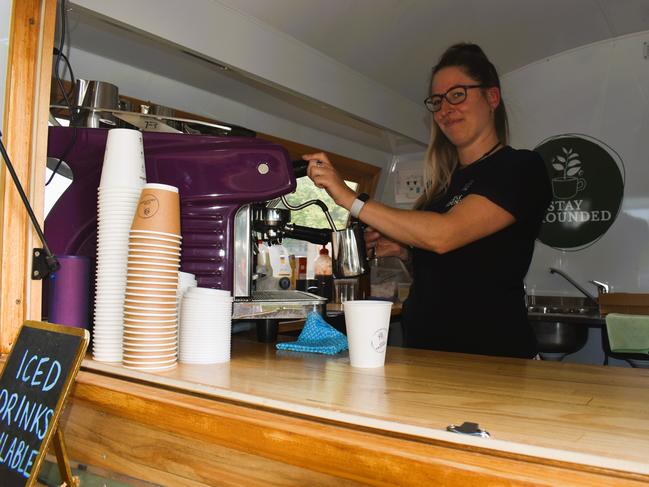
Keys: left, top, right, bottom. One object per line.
{"left": 404, "top": 174, "right": 423, "bottom": 197}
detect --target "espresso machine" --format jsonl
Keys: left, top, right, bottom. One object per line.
{"left": 45, "top": 126, "right": 341, "bottom": 340}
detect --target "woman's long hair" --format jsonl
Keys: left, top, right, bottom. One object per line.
{"left": 415, "top": 43, "right": 509, "bottom": 209}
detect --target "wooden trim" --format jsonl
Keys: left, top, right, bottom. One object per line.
{"left": 60, "top": 371, "right": 649, "bottom": 486}
{"left": 0, "top": 0, "right": 57, "bottom": 353}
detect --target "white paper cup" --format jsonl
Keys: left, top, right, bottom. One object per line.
{"left": 343, "top": 300, "right": 392, "bottom": 368}
{"left": 98, "top": 187, "right": 142, "bottom": 195}
{"left": 99, "top": 128, "right": 147, "bottom": 189}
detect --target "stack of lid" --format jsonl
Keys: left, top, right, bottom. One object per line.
{"left": 177, "top": 271, "right": 198, "bottom": 315}
{"left": 179, "top": 287, "right": 233, "bottom": 364}
{"left": 122, "top": 183, "right": 181, "bottom": 371}
{"left": 93, "top": 129, "right": 146, "bottom": 363}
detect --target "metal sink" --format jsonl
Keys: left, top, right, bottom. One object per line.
{"left": 526, "top": 296, "right": 604, "bottom": 325}
{"left": 528, "top": 305, "right": 593, "bottom": 315}
{"left": 531, "top": 321, "right": 589, "bottom": 355}
{"left": 526, "top": 296, "right": 602, "bottom": 358}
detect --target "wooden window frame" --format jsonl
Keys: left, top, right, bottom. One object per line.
{"left": 1, "top": 0, "right": 57, "bottom": 354}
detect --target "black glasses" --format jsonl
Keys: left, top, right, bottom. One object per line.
{"left": 424, "top": 84, "right": 485, "bottom": 113}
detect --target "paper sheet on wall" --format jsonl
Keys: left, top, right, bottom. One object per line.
{"left": 394, "top": 168, "right": 424, "bottom": 204}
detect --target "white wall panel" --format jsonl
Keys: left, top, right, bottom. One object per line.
{"left": 504, "top": 31, "right": 649, "bottom": 295}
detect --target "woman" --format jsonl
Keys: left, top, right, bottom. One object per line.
{"left": 305, "top": 43, "right": 551, "bottom": 358}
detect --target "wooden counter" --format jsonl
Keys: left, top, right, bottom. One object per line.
{"left": 58, "top": 338, "right": 649, "bottom": 485}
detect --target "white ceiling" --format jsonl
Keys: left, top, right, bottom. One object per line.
{"left": 216, "top": 0, "right": 649, "bottom": 104}
{"left": 67, "top": 0, "right": 649, "bottom": 156}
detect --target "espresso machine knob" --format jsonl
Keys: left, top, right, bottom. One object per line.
{"left": 278, "top": 277, "right": 291, "bottom": 290}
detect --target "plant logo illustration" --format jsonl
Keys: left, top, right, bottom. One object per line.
{"left": 371, "top": 328, "right": 388, "bottom": 353}
{"left": 534, "top": 134, "right": 624, "bottom": 250}
{"left": 550, "top": 147, "right": 586, "bottom": 200}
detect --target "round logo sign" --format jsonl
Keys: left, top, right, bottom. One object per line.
{"left": 534, "top": 134, "right": 624, "bottom": 250}
{"left": 137, "top": 194, "right": 160, "bottom": 219}
{"left": 371, "top": 328, "right": 388, "bottom": 353}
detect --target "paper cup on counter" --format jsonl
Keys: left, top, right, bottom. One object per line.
{"left": 131, "top": 183, "right": 180, "bottom": 235}
{"left": 343, "top": 300, "right": 392, "bottom": 368}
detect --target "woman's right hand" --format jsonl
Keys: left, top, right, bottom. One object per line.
{"left": 365, "top": 227, "right": 410, "bottom": 261}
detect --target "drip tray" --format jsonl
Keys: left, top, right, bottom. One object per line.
{"left": 233, "top": 290, "right": 326, "bottom": 320}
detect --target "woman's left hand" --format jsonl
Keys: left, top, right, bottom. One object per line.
{"left": 303, "top": 152, "right": 355, "bottom": 209}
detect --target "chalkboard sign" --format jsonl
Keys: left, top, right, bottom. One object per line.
{"left": 0, "top": 321, "right": 88, "bottom": 487}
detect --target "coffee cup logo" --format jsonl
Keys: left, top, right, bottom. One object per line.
{"left": 551, "top": 147, "right": 587, "bottom": 199}
{"left": 371, "top": 328, "right": 388, "bottom": 353}
{"left": 535, "top": 134, "right": 624, "bottom": 250}
{"left": 137, "top": 194, "right": 160, "bottom": 219}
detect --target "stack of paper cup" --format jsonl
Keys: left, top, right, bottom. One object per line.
{"left": 177, "top": 271, "right": 197, "bottom": 314}
{"left": 123, "top": 183, "right": 181, "bottom": 371}
{"left": 179, "top": 287, "right": 233, "bottom": 364}
{"left": 93, "top": 129, "right": 146, "bottom": 362}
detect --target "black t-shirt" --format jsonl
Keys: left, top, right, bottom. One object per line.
{"left": 401, "top": 146, "right": 551, "bottom": 358}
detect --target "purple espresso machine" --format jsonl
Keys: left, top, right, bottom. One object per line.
{"left": 45, "top": 126, "right": 327, "bottom": 342}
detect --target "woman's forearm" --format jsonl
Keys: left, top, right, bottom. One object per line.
{"left": 351, "top": 194, "right": 514, "bottom": 254}
{"left": 352, "top": 199, "right": 451, "bottom": 253}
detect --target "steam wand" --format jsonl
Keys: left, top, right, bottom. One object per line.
{"left": 0, "top": 130, "right": 60, "bottom": 278}
{"left": 280, "top": 195, "right": 338, "bottom": 232}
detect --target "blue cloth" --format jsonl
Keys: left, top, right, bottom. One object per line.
{"left": 276, "top": 312, "right": 348, "bottom": 355}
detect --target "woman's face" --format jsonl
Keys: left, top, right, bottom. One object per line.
{"left": 431, "top": 66, "right": 499, "bottom": 149}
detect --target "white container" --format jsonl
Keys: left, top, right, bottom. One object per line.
{"left": 99, "top": 128, "right": 147, "bottom": 189}
{"left": 343, "top": 300, "right": 392, "bottom": 368}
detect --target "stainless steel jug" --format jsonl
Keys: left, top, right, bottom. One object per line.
{"left": 71, "top": 79, "right": 119, "bottom": 128}
{"left": 331, "top": 222, "right": 367, "bottom": 278}
{"left": 278, "top": 187, "right": 369, "bottom": 279}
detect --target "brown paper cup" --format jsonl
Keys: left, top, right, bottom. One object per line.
{"left": 124, "top": 285, "right": 178, "bottom": 295}
{"left": 123, "top": 335, "right": 177, "bottom": 346}
{"left": 122, "top": 352, "right": 177, "bottom": 361}
{"left": 131, "top": 184, "right": 181, "bottom": 235}
{"left": 123, "top": 327, "right": 177, "bottom": 338}
{"left": 129, "top": 236, "right": 181, "bottom": 248}
{"left": 128, "top": 251, "right": 180, "bottom": 263}
{"left": 126, "top": 275, "right": 178, "bottom": 286}
{"left": 127, "top": 259, "right": 178, "bottom": 277}
{"left": 125, "top": 295, "right": 178, "bottom": 307}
